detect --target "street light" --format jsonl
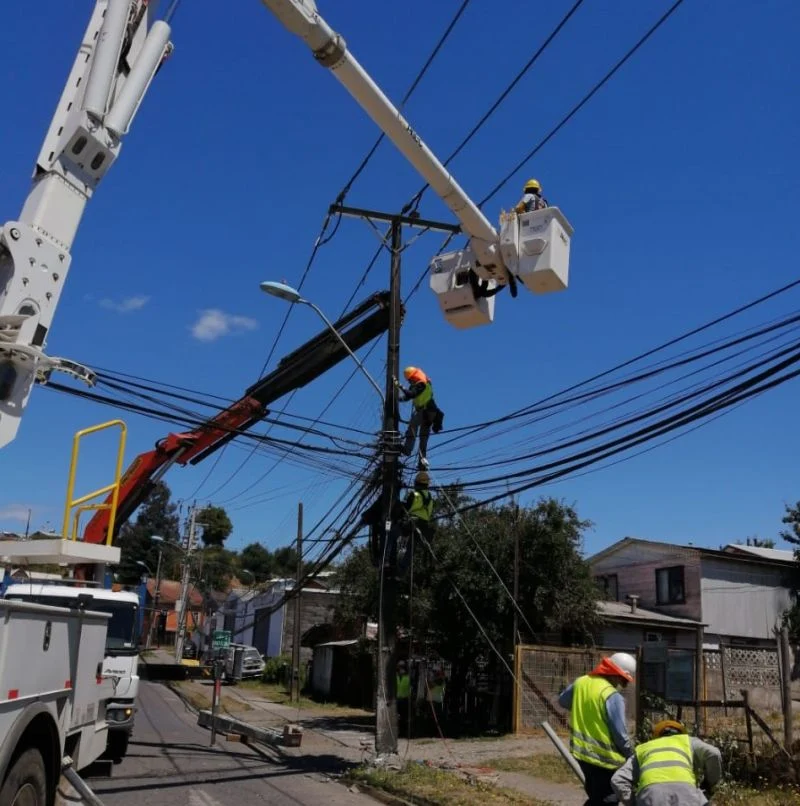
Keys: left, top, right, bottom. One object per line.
{"left": 147, "top": 535, "right": 166, "bottom": 650}
{"left": 136, "top": 560, "right": 153, "bottom": 576}
{"left": 259, "top": 281, "right": 385, "bottom": 404}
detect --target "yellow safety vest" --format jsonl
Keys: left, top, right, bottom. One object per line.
{"left": 397, "top": 674, "right": 410, "bottom": 700}
{"left": 635, "top": 734, "right": 695, "bottom": 792}
{"left": 413, "top": 381, "right": 433, "bottom": 409}
{"left": 568, "top": 675, "right": 626, "bottom": 770}
{"left": 408, "top": 490, "right": 433, "bottom": 522}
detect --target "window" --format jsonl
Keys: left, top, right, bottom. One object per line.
{"left": 655, "top": 566, "right": 685, "bottom": 605}
{"left": 594, "top": 574, "right": 619, "bottom": 601}
{"left": 645, "top": 632, "right": 662, "bottom": 642}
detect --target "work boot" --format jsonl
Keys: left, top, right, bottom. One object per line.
{"left": 418, "top": 457, "right": 429, "bottom": 470}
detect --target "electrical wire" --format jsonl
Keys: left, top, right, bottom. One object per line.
{"left": 479, "top": 0, "right": 687, "bottom": 207}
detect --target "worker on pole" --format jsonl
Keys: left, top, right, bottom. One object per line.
{"left": 514, "top": 178, "right": 548, "bottom": 214}
{"left": 558, "top": 652, "right": 637, "bottom": 806}
{"left": 611, "top": 719, "right": 722, "bottom": 806}
{"left": 397, "top": 471, "right": 434, "bottom": 574}
{"left": 396, "top": 660, "right": 411, "bottom": 737}
{"left": 395, "top": 367, "right": 444, "bottom": 469}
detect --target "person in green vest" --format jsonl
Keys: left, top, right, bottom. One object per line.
{"left": 558, "top": 652, "right": 637, "bottom": 806}
{"left": 397, "top": 472, "right": 435, "bottom": 574}
{"left": 396, "top": 366, "right": 444, "bottom": 470}
{"left": 611, "top": 719, "right": 722, "bottom": 806}
{"left": 396, "top": 660, "right": 411, "bottom": 737}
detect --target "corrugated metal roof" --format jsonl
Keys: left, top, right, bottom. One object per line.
{"left": 722, "top": 543, "right": 795, "bottom": 562}
{"left": 598, "top": 600, "right": 702, "bottom": 627}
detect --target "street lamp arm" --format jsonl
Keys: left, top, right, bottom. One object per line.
{"left": 301, "top": 298, "right": 385, "bottom": 404}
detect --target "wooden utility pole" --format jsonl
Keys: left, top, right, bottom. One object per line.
{"left": 291, "top": 502, "right": 304, "bottom": 703}
{"left": 329, "top": 203, "right": 460, "bottom": 756}
{"left": 174, "top": 503, "right": 196, "bottom": 662}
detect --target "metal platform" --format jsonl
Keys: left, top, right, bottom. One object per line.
{"left": 0, "top": 538, "right": 120, "bottom": 566}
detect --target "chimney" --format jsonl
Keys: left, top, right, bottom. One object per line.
{"left": 626, "top": 594, "right": 639, "bottom": 614}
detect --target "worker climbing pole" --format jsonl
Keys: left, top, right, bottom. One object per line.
{"left": 331, "top": 203, "right": 458, "bottom": 755}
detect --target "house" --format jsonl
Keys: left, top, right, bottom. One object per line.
{"left": 142, "top": 578, "right": 206, "bottom": 644}
{"left": 595, "top": 598, "right": 703, "bottom": 649}
{"left": 590, "top": 537, "right": 796, "bottom": 648}
{"left": 223, "top": 574, "right": 340, "bottom": 663}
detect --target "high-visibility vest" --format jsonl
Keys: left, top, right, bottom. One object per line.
{"left": 429, "top": 682, "right": 445, "bottom": 704}
{"left": 397, "top": 674, "right": 410, "bottom": 700}
{"left": 568, "top": 675, "right": 626, "bottom": 770}
{"left": 408, "top": 490, "right": 433, "bottom": 522}
{"left": 412, "top": 381, "right": 433, "bottom": 409}
{"left": 635, "top": 734, "right": 696, "bottom": 792}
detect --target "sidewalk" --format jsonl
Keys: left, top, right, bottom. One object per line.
{"left": 168, "top": 675, "right": 586, "bottom": 805}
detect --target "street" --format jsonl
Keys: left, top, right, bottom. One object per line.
{"left": 85, "top": 682, "right": 376, "bottom": 806}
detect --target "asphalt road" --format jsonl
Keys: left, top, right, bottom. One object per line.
{"left": 85, "top": 682, "right": 375, "bottom": 806}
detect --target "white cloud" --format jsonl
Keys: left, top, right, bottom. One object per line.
{"left": 0, "top": 505, "right": 33, "bottom": 523}
{"left": 98, "top": 295, "right": 150, "bottom": 313}
{"left": 191, "top": 309, "right": 258, "bottom": 342}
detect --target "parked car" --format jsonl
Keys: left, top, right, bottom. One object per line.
{"left": 224, "top": 644, "right": 266, "bottom": 681}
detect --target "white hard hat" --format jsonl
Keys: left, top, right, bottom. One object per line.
{"left": 608, "top": 652, "right": 637, "bottom": 682}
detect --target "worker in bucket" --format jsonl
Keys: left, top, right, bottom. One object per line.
{"left": 395, "top": 366, "right": 444, "bottom": 469}
{"left": 558, "top": 652, "right": 637, "bottom": 806}
{"left": 514, "top": 178, "right": 548, "bottom": 214}
{"left": 610, "top": 719, "right": 722, "bottom": 806}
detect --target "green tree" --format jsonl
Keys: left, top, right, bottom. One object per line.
{"left": 195, "top": 546, "right": 239, "bottom": 591}
{"left": 273, "top": 545, "right": 299, "bottom": 577}
{"left": 780, "top": 502, "right": 800, "bottom": 546}
{"left": 116, "top": 481, "right": 181, "bottom": 584}
{"left": 333, "top": 495, "right": 600, "bottom": 691}
{"left": 240, "top": 542, "right": 274, "bottom": 582}
{"left": 197, "top": 505, "right": 233, "bottom": 548}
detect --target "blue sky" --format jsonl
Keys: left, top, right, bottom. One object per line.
{"left": 1, "top": 0, "right": 799, "bottom": 559}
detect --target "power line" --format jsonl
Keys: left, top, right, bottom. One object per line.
{"left": 479, "top": 0, "right": 686, "bottom": 207}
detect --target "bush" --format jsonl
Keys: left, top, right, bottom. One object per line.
{"left": 262, "top": 654, "right": 291, "bottom": 685}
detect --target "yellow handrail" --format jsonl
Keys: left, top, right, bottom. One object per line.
{"left": 62, "top": 419, "right": 127, "bottom": 545}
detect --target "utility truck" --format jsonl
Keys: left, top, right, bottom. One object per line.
{"left": 0, "top": 538, "right": 120, "bottom": 805}
{"left": 4, "top": 583, "right": 140, "bottom": 762}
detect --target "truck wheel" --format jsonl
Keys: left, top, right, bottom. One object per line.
{"left": 106, "top": 731, "right": 130, "bottom": 763}
{"left": 0, "top": 748, "right": 47, "bottom": 806}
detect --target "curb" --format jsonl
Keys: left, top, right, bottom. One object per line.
{"left": 349, "top": 783, "right": 424, "bottom": 806}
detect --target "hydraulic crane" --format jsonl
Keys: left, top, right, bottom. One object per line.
{"left": 1, "top": 0, "right": 573, "bottom": 449}
{"left": 82, "top": 291, "right": 392, "bottom": 545}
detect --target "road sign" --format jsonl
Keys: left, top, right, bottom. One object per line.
{"left": 212, "top": 630, "right": 231, "bottom": 650}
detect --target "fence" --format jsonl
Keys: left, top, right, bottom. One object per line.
{"left": 513, "top": 644, "right": 635, "bottom": 734}
{"left": 514, "top": 632, "right": 795, "bottom": 753}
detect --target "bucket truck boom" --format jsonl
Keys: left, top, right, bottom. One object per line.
{"left": 258, "top": 0, "right": 574, "bottom": 329}
{"left": 0, "top": 1, "right": 172, "bottom": 449}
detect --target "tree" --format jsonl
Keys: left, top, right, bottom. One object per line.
{"left": 333, "top": 495, "right": 600, "bottom": 696}
{"left": 273, "top": 545, "right": 299, "bottom": 577}
{"left": 197, "top": 505, "right": 233, "bottom": 548}
{"left": 240, "top": 542, "right": 275, "bottom": 582}
{"left": 780, "top": 502, "right": 800, "bottom": 546}
{"left": 116, "top": 482, "right": 181, "bottom": 584}
{"left": 195, "top": 546, "right": 239, "bottom": 592}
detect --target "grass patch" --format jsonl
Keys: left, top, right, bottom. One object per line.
{"left": 486, "top": 754, "right": 576, "bottom": 785}
{"left": 238, "top": 680, "right": 370, "bottom": 714}
{"left": 347, "top": 764, "right": 552, "bottom": 805}
{"left": 711, "top": 781, "right": 800, "bottom": 805}
{"left": 175, "top": 683, "right": 252, "bottom": 715}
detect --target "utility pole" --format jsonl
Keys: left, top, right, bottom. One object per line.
{"left": 291, "top": 502, "right": 303, "bottom": 703}
{"left": 512, "top": 510, "right": 520, "bottom": 649}
{"left": 174, "top": 503, "right": 197, "bottom": 662}
{"left": 146, "top": 545, "right": 164, "bottom": 650}
{"left": 330, "top": 203, "right": 460, "bottom": 756}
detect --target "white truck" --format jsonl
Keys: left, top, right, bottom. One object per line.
{"left": 0, "top": 554, "right": 116, "bottom": 806}
{"left": 4, "top": 583, "right": 140, "bottom": 762}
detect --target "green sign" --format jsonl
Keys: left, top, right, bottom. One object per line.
{"left": 212, "top": 630, "right": 232, "bottom": 650}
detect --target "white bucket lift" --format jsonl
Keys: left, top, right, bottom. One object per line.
{"left": 500, "top": 207, "right": 573, "bottom": 295}
{"left": 429, "top": 249, "right": 496, "bottom": 329}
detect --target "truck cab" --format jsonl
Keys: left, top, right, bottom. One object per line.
{"left": 4, "top": 584, "right": 140, "bottom": 762}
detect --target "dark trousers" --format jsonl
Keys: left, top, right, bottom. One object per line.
{"left": 578, "top": 761, "right": 617, "bottom": 806}
{"left": 398, "top": 698, "right": 409, "bottom": 738}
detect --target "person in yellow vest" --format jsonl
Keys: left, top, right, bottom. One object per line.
{"left": 558, "top": 652, "right": 637, "bottom": 806}
{"left": 396, "top": 660, "right": 412, "bottom": 737}
{"left": 610, "top": 719, "right": 722, "bottom": 806}
{"left": 405, "top": 471, "right": 434, "bottom": 536}
{"left": 396, "top": 366, "right": 444, "bottom": 469}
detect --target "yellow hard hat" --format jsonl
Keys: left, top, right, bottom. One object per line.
{"left": 524, "top": 178, "right": 542, "bottom": 194}
{"left": 652, "top": 719, "right": 686, "bottom": 738}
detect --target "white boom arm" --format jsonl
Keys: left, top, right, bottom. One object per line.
{"left": 259, "top": 0, "right": 507, "bottom": 280}
{"left": 0, "top": 0, "right": 172, "bottom": 448}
